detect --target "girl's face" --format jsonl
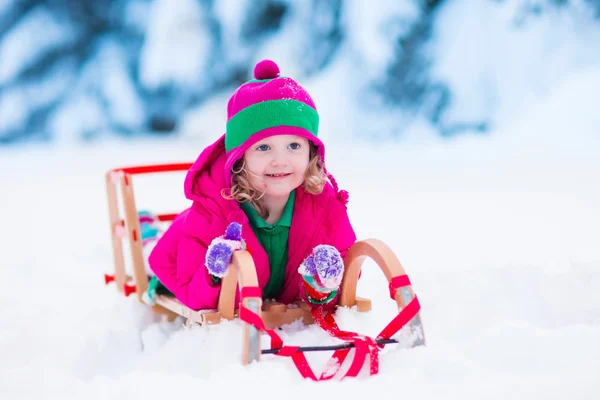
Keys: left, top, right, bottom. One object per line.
{"left": 243, "top": 135, "right": 310, "bottom": 200}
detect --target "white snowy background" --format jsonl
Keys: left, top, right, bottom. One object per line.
{"left": 1, "top": 1, "right": 600, "bottom": 399}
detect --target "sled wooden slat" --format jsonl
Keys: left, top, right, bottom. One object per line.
{"left": 105, "top": 163, "right": 193, "bottom": 310}
{"left": 119, "top": 172, "right": 147, "bottom": 303}
{"left": 105, "top": 171, "right": 127, "bottom": 293}
{"left": 228, "top": 251, "right": 262, "bottom": 364}
{"left": 154, "top": 295, "right": 221, "bottom": 325}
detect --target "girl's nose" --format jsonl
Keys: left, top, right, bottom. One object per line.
{"left": 270, "top": 151, "right": 289, "bottom": 167}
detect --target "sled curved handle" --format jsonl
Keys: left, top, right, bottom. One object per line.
{"left": 340, "top": 238, "right": 426, "bottom": 348}
{"left": 340, "top": 239, "right": 415, "bottom": 310}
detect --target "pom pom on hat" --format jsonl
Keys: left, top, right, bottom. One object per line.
{"left": 254, "top": 59, "right": 280, "bottom": 80}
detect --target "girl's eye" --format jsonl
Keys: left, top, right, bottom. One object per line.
{"left": 257, "top": 144, "right": 270, "bottom": 151}
{"left": 288, "top": 142, "right": 301, "bottom": 150}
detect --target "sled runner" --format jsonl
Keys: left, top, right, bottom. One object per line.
{"left": 104, "top": 162, "right": 425, "bottom": 379}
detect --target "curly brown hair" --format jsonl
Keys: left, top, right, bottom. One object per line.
{"left": 221, "top": 142, "right": 326, "bottom": 219}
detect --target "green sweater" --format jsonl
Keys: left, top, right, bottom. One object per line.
{"left": 240, "top": 190, "right": 295, "bottom": 299}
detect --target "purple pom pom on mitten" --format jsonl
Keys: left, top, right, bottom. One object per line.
{"left": 300, "top": 253, "right": 318, "bottom": 276}
{"left": 313, "top": 245, "right": 344, "bottom": 283}
{"left": 206, "top": 242, "right": 235, "bottom": 278}
{"left": 205, "top": 223, "right": 244, "bottom": 278}
{"left": 225, "top": 222, "right": 242, "bottom": 241}
{"left": 299, "top": 245, "right": 344, "bottom": 290}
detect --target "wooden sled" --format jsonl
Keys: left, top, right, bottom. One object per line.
{"left": 104, "top": 162, "right": 425, "bottom": 367}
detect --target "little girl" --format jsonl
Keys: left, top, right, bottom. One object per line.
{"left": 148, "top": 59, "right": 356, "bottom": 311}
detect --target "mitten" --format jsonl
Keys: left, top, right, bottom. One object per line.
{"left": 205, "top": 222, "right": 245, "bottom": 279}
{"left": 298, "top": 245, "right": 345, "bottom": 306}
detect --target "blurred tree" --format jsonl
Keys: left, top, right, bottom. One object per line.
{"left": 0, "top": 0, "right": 598, "bottom": 145}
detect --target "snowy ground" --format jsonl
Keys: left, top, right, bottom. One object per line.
{"left": 2, "top": 65, "right": 600, "bottom": 399}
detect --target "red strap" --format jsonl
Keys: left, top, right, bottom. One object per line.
{"left": 312, "top": 274, "right": 420, "bottom": 378}
{"left": 377, "top": 295, "right": 421, "bottom": 342}
{"left": 312, "top": 310, "right": 357, "bottom": 380}
{"left": 379, "top": 275, "right": 421, "bottom": 343}
{"left": 241, "top": 286, "right": 262, "bottom": 299}
{"left": 238, "top": 280, "right": 419, "bottom": 381}
{"left": 275, "top": 346, "right": 299, "bottom": 357}
{"left": 312, "top": 308, "right": 380, "bottom": 379}
{"left": 238, "top": 287, "right": 318, "bottom": 381}
{"left": 389, "top": 275, "right": 411, "bottom": 299}
{"left": 238, "top": 303, "right": 282, "bottom": 349}
{"left": 288, "top": 353, "right": 318, "bottom": 381}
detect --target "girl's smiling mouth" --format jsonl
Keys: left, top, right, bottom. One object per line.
{"left": 265, "top": 173, "right": 291, "bottom": 178}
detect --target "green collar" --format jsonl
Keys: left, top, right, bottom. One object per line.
{"left": 241, "top": 190, "right": 295, "bottom": 229}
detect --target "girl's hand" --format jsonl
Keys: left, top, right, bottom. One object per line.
{"left": 298, "top": 245, "right": 344, "bottom": 304}
{"left": 205, "top": 222, "right": 244, "bottom": 278}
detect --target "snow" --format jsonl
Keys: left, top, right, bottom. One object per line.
{"left": 2, "top": 2, "right": 600, "bottom": 399}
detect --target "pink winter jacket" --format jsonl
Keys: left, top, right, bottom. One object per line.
{"left": 148, "top": 134, "right": 357, "bottom": 311}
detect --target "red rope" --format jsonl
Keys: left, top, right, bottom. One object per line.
{"left": 311, "top": 308, "right": 379, "bottom": 379}
{"left": 239, "top": 287, "right": 317, "bottom": 380}
{"left": 238, "top": 275, "right": 421, "bottom": 381}
{"left": 389, "top": 275, "right": 411, "bottom": 299}
{"left": 378, "top": 275, "right": 421, "bottom": 342}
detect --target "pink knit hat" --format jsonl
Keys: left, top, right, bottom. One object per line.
{"left": 223, "top": 59, "right": 325, "bottom": 175}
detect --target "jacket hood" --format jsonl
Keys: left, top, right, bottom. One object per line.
{"left": 183, "top": 134, "right": 240, "bottom": 218}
